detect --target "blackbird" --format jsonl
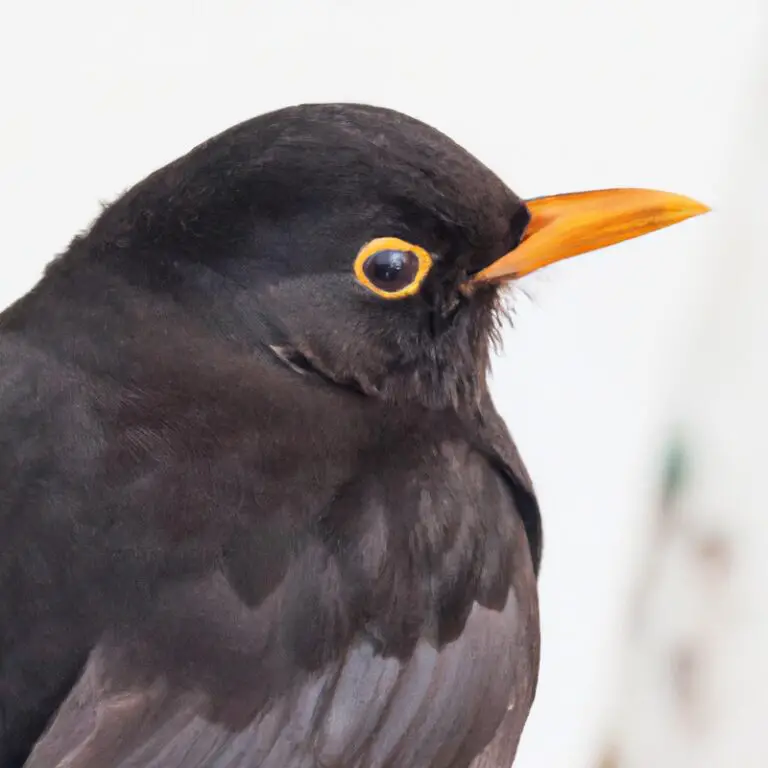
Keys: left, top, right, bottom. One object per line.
{"left": 0, "top": 103, "right": 708, "bottom": 768}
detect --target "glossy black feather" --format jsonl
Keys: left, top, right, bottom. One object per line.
{"left": 0, "top": 103, "right": 542, "bottom": 767}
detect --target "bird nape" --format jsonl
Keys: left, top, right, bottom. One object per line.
{"left": 0, "top": 103, "right": 708, "bottom": 768}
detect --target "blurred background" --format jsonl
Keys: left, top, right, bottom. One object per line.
{"left": 0, "top": 2, "right": 765, "bottom": 766}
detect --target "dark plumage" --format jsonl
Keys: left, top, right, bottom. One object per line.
{"left": 1, "top": 102, "right": 706, "bottom": 768}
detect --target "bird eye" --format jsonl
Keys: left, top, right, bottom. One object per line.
{"left": 353, "top": 237, "right": 433, "bottom": 299}
{"left": 364, "top": 249, "right": 419, "bottom": 291}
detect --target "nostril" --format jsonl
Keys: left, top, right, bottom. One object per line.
{"left": 510, "top": 204, "right": 532, "bottom": 248}
{"left": 465, "top": 204, "right": 532, "bottom": 276}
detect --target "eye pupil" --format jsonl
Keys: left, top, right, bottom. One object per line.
{"left": 363, "top": 249, "right": 420, "bottom": 293}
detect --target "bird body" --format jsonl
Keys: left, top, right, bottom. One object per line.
{"left": 0, "top": 103, "right": 706, "bottom": 767}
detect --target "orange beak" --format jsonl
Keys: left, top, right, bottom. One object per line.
{"left": 470, "top": 188, "right": 710, "bottom": 285}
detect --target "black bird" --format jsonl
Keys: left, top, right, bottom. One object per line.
{"left": 0, "top": 103, "right": 707, "bottom": 768}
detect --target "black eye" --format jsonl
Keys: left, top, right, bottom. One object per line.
{"left": 353, "top": 237, "right": 432, "bottom": 299}
{"left": 362, "top": 249, "right": 421, "bottom": 293}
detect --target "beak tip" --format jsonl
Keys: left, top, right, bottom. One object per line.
{"left": 676, "top": 195, "right": 711, "bottom": 217}
{"left": 669, "top": 196, "right": 711, "bottom": 228}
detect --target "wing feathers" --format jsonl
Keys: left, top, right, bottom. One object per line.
{"left": 25, "top": 584, "right": 536, "bottom": 768}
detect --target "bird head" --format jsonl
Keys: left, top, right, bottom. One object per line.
{"left": 87, "top": 104, "right": 708, "bottom": 409}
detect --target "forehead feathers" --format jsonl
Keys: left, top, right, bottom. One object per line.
{"left": 88, "top": 103, "right": 524, "bottom": 269}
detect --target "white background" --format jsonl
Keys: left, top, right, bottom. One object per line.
{"left": 1, "top": 2, "right": 764, "bottom": 766}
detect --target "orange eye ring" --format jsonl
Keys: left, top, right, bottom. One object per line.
{"left": 353, "top": 237, "right": 433, "bottom": 300}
